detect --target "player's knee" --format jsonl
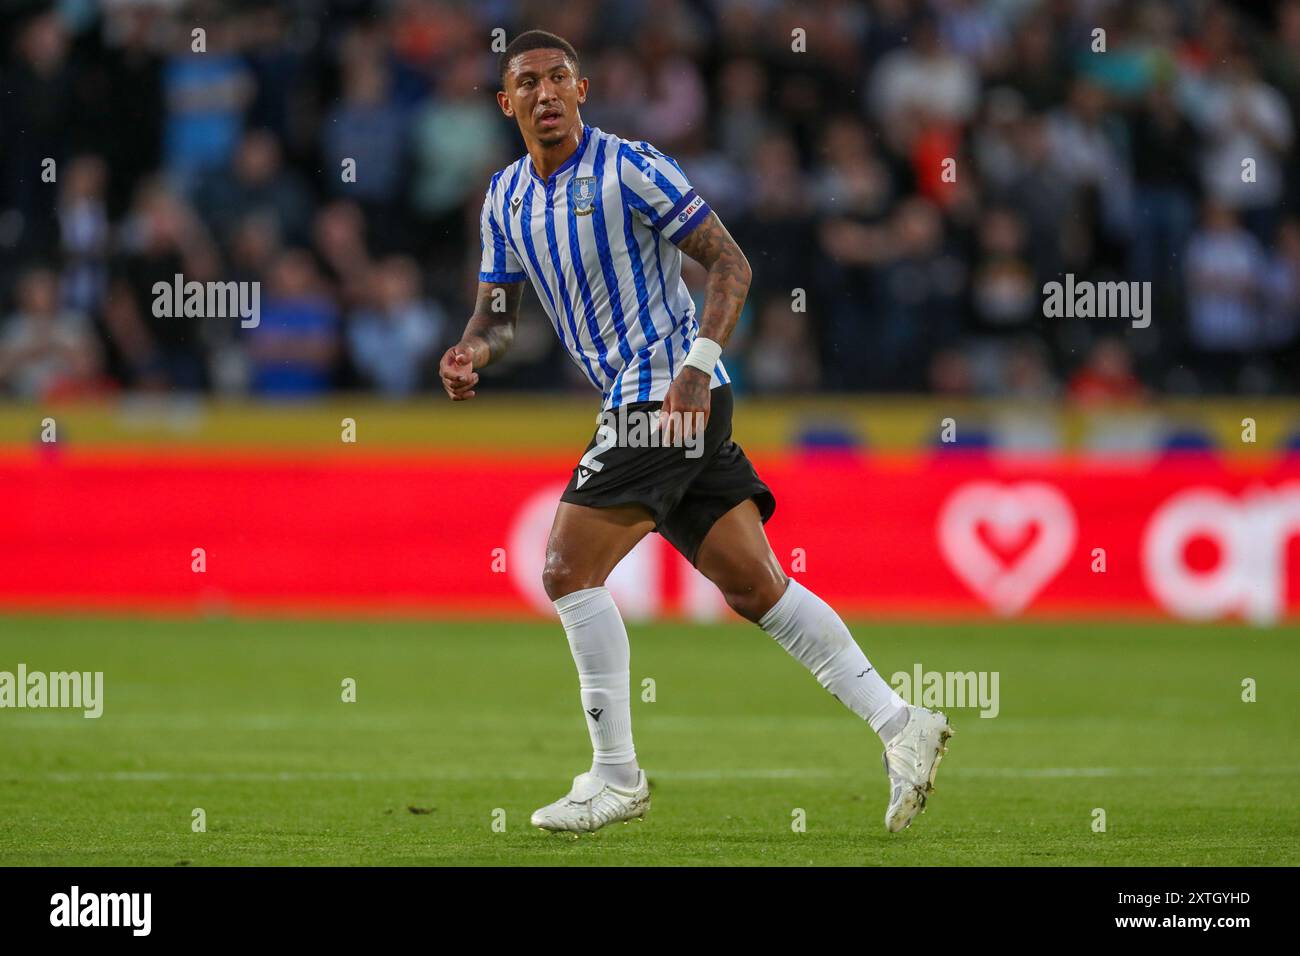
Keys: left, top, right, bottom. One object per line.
{"left": 541, "top": 553, "right": 601, "bottom": 602}
{"left": 720, "top": 566, "right": 788, "bottom": 623}
{"left": 722, "top": 587, "right": 763, "bottom": 622}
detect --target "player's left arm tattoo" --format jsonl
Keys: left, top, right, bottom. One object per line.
{"left": 659, "top": 211, "right": 751, "bottom": 437}
{"left": 675, "top": 211, "right": 752, "bottom": 355}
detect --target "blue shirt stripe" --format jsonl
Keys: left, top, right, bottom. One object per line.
{"left": 556, "top": 175, "right": 619, "bottom": 392}
{"left": 588, "top": 137, "right": 635, "bottom": 388}
{"left": 542, "top": 179, "right": 611, "bottom": 386}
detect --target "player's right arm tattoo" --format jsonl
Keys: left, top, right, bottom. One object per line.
{"left": 459, "top": 281, "right": 525, "bottom": 367}
{"left": 674, "top": 211, "right": 752, "bottom": 351}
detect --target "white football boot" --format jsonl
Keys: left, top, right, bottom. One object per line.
{"left": 530, "top": 771, "right": 650, "bottom": 834}
{"left": 882, "top": 705, "right": 953, "bottom": 832}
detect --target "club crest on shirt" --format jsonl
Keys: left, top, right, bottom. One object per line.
{"left": 570, "top": 176, "right": 598, "bottom": 216}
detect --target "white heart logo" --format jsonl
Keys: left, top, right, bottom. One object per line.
{"left": 937, "top": 481, "right": 1077, "bottom": 615}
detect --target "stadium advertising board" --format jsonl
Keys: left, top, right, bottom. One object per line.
{"left": 2, "top": 452, "right": 1296, "bottom": 622}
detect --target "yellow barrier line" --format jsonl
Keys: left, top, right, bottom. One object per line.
{"left": 0, "top": 397, "right": 1296, "bottom": 453}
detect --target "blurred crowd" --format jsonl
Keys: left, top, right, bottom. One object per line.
{"left": 2, "top": 0, "right": 1300, "bottom": 402}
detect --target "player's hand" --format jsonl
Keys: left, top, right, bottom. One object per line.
{"left": 659, "top": 367, "right": 710, "bottom": 446}
{"left": 439, "top": 343, "right": 479, "bottom": 401}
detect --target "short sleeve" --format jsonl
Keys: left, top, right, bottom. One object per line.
{"left": 478, "top": 184, "right": 526, "bottom": 283}
{"left": 618, "top": 141, "right": 711, "bottom": 245}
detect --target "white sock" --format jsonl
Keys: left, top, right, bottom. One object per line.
{"left": 758, "top": 579, "right": 908, "bottom": 742}
{"left": 553, "top": 586, "right": 640, "bottom": 787}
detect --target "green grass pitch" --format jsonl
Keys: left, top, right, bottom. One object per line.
{"left": 0, "top": 614, "right": 1296, "bottom": 866}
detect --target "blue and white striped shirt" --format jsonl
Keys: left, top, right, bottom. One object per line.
{"left": 478, "top": 125, "right": 729, "bottom": 408}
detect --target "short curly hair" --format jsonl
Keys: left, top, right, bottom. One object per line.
{"left": 498, "top": 30, "right": 580, "bottom": 87}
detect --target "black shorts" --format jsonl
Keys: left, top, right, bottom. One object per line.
{"left": 559, "top": 385, "right": 776, "bottom": 564}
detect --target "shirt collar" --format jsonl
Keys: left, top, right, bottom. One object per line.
{"left": 528, "top": 125, "right": 591, "bottom": 185}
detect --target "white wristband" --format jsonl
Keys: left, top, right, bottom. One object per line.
{"left": 682, "top": 336, "right": 722, "bottom": 376}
